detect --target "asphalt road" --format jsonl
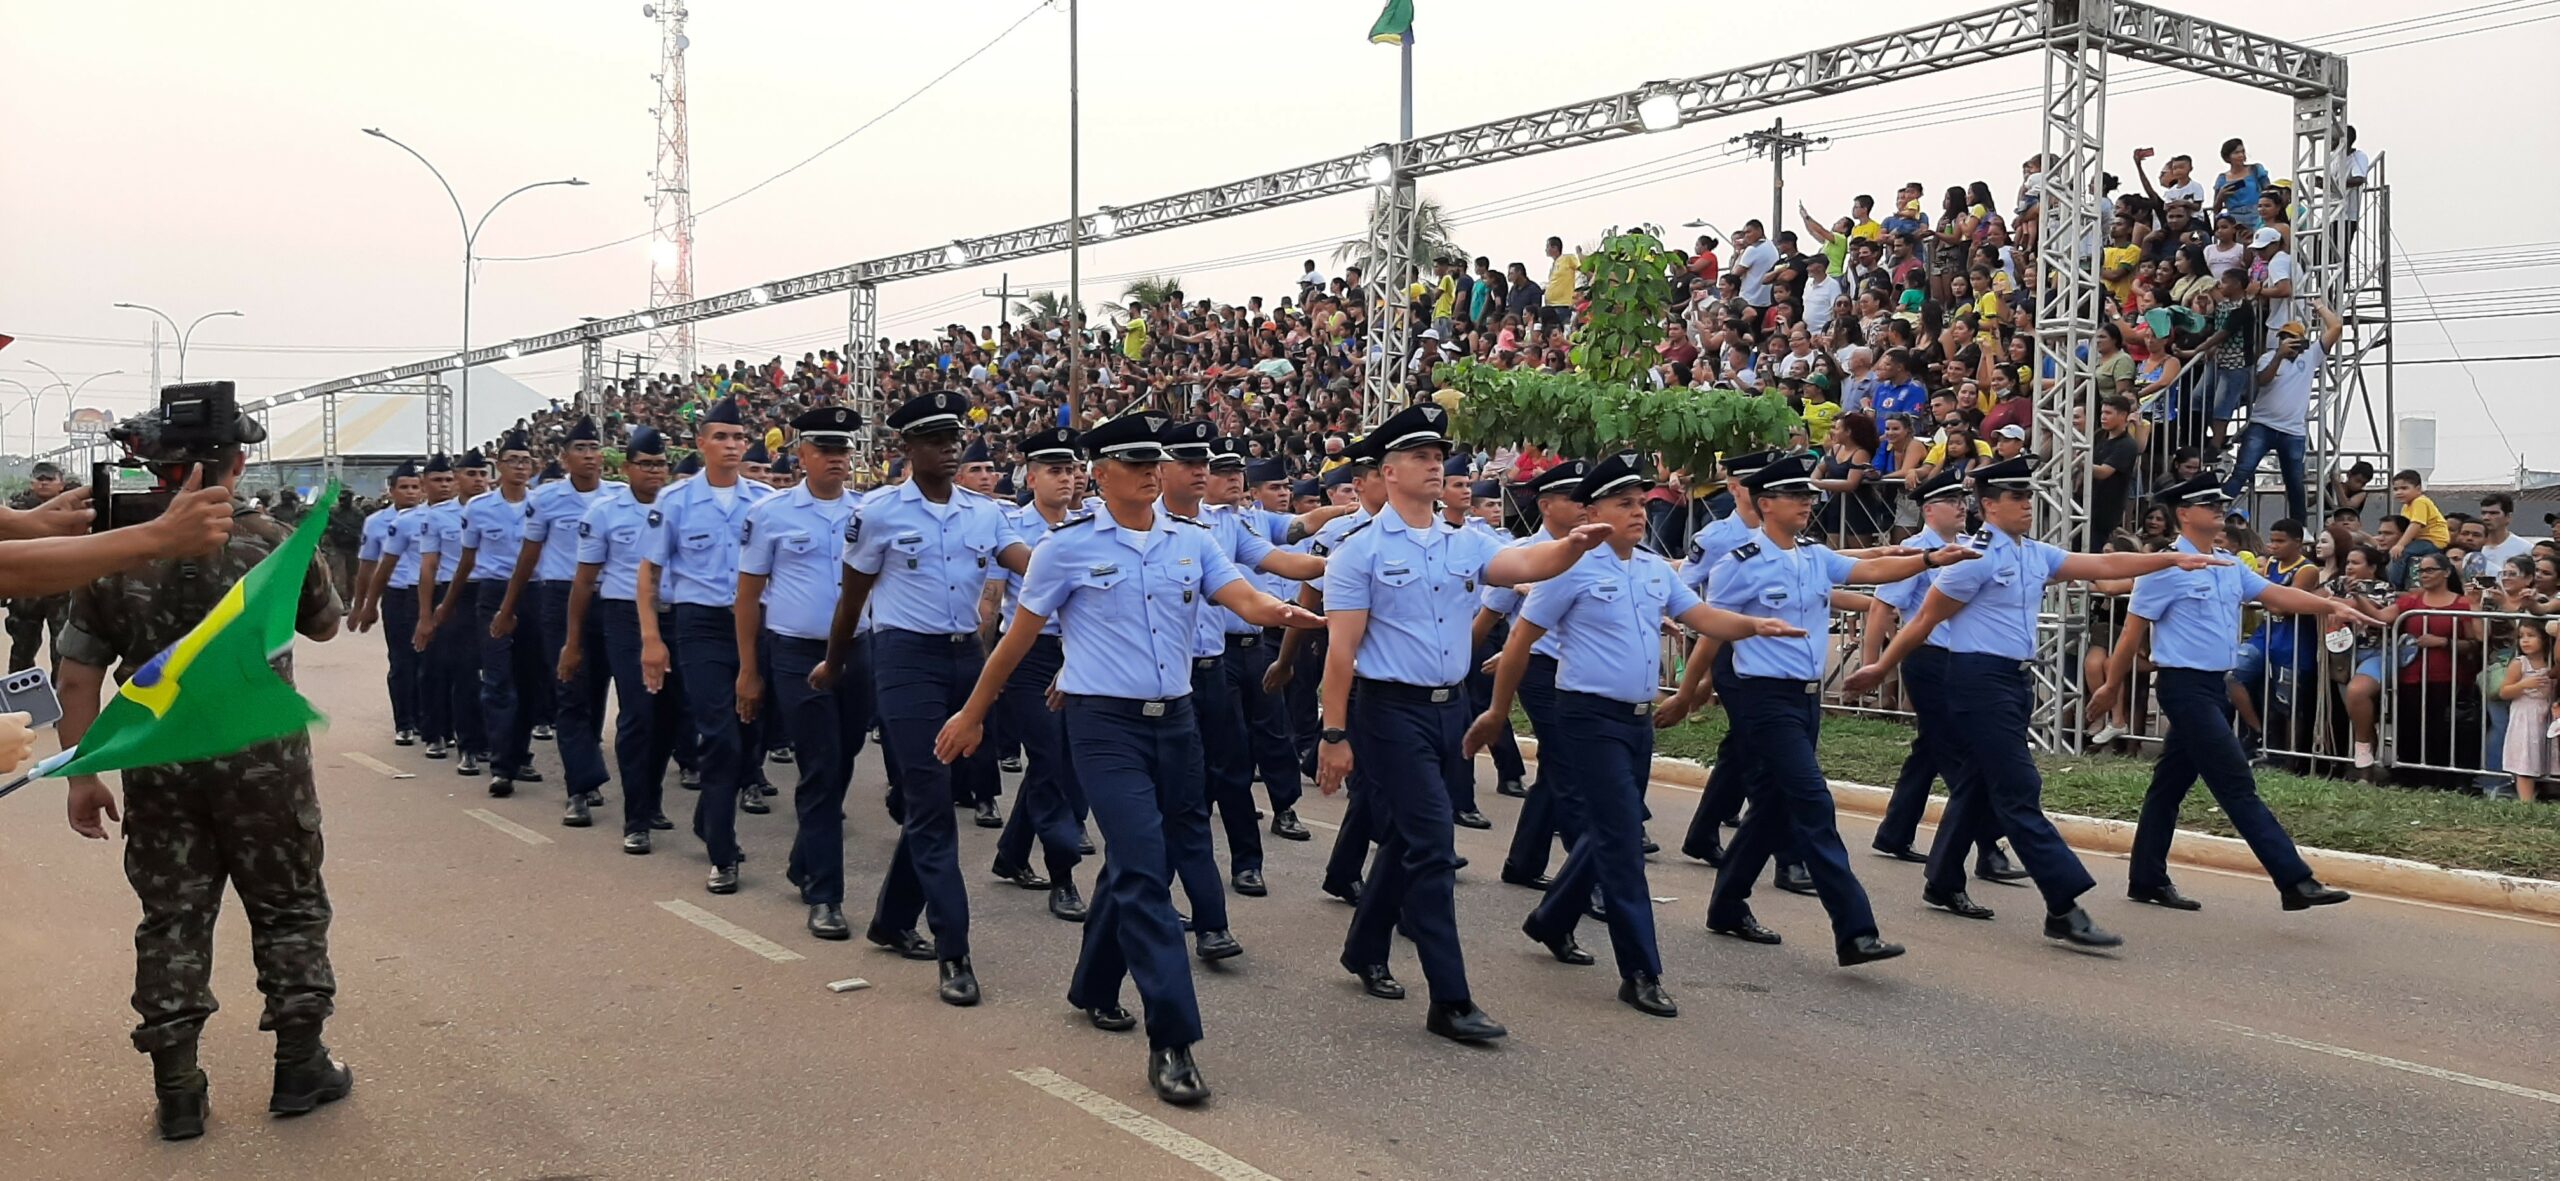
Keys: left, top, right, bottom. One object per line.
{"left": 2, "top": 636, "right": 2554, "bottom": 1180}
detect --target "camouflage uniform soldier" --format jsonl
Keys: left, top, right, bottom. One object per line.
{"left": 6, "top": 463, "right": 77, "bottom": 671}
{"left": 322, "top": 489, "right": 366, "bottom": 604}
{"left": 57, "top": 443, "right": 352, "bottom": 1142}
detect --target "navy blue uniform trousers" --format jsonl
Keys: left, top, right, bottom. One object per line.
{"left": 1925, "top": 656, "right": 2097, "bottom": 913}
{"left": 670, "top": 603, "right": 749, "bottom": 869}
{"left": 599, "top": 599, "right": 680, "bottom": 837}
{"left": 1226, "top": 631, "right": 1303, "bottom": 815}
{"left": 869, "top": 629, "right": 977, "bottom": 959}
{"left": 1468, "top": 626, "right": 1528, "bottom": 789}
{"left": 431, "top": 582, "right": 487, "bottom": 756}
{"left": 1526, "top": 692, "right": 1665, "bottom": 980}
{"left": 1192, "top": 655, "right": 1265, "bottom": 881}
{"left": 539, "top": 582, "right": 612, "bottom": 798}
{"left": 1501, "top": 654, "right": 1582, "bottom": 879}
{"left": 1063, "top": 695, "right": 1206, "bottom": 1049}
{"left": 1874, "top": 645, "right": 2002, "bottom": 865}
{"left": 473, "top": 582, "right": 545, "bottom": 776}
{"left": 2130, "top": 666, "right": 2314, "bottom": 891}
{"left": 1343, "top": 681, "right": 1474, "bottom": 1005}
{"left": 1705, "top": 675, "right": 1879, "bottom": 945}
{"left": 413, "top": 582, "right": 452, "bottom": 745}
{"left": 991, "top": 634, "right": 1084, "bottom": 886}
{"left": 380, "top": 586, "right": 421, "bottom": 735}
{"left": 767, "top": 632, "right": 870, "bottom": 906}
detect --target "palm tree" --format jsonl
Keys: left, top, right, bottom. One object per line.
{"left": 1332, "top": 195, "right": 1464, "bottom": 288}
{"left": 1011, "top": 290, "right": 1085, "bottom": 329}
{"left": 1121, "top": 275, "right": 1184, "bottom": 310}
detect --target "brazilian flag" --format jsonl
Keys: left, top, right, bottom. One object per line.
{"left": 32, "top": 481, "right": 337, "bottom": 779}
{"left": 1368, "top": 0, "right": 1413, "bottom": 45}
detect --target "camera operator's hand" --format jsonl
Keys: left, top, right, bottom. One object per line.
{"left": 67, "top": 774, "right": 120, "bottom": 840}
{"left": 144, "top": 468, "right": 235, "bottom": 559}
{"left": 0, "top": 486, "right": 98, "bottom": 539}
{"left": 0, "top": 711, "right": 36, "bottom": 774}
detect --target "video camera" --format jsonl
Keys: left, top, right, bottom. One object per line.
{"left": 91, "top": 381, "right": 266, "bottom": 532}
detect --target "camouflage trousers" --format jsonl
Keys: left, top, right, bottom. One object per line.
{"left": 5, "top": 606, "right": 61, "bottom": 673}
{"left": 121, "top": 743, "right": 337, "bottom": 1053}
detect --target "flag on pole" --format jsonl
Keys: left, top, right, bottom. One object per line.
{"left": 1368, "top": 0, "right": 1414, "bottom": 44}
{"left": 29, "top": 480, "right": 338, "bottom": 781}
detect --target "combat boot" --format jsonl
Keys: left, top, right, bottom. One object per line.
{"left": 269, "top": 1028, "right": 354, "bottom": 1117}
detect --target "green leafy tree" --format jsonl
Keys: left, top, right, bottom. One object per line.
{"left": 1011, "top": 290, "right": 1085, "bottom": 329}
{"left": 1331, "top": 196, "right": 1465, "bottom": 284}
{"left": 1121, "top": 276, "right": 1184, "bottom": 310}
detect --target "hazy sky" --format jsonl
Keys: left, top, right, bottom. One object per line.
{"left": 5, "top": 0, "right": 2556, "bottom": 478}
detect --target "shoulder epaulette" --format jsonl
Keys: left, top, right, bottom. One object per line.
{"left": 1730, "top": 541, "right": 1761, "bottom": 561}
{"left": 1169, "top": 512, "right": 1208, "bottom": 529}
{"left": 1795, "top": 533, "right": 1822, "bottom": 548}
{"left": 1057, "top": 513, "right": 1098, "bottom": 530}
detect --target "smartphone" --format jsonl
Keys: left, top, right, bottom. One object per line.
{"left": 0, "top": 667, "right": 62, "bottom": 730}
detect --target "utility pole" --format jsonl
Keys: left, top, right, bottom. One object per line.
{"left": 979, "top": 272, "right": 1021, "bottom": 334}
{"left": 1729, "top": 117, "right": 1828, "bottom": 235}
{"left": 1064, "top": 0, "right": 1084, "bottom": 424}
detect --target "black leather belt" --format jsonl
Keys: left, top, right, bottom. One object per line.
{"left": 1354, "top": 677, "right": 1464, "bottom": 704}
{"left": 1224, "top": 632, "right": 1262, "bottom": 648}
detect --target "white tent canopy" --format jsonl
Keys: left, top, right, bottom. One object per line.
{"left": 259, "top": 367, "right": 563, "bottom": 461}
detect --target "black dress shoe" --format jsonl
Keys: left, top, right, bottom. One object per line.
{"left": 1425, "top": 1001, "right": 1508, "bottom": 1043}
{"left": 512, "top": 767, "right": 545, "bottom": 784}
{"left": 679, "top": 766, "right": 702, "bottom": 789}
{"left": 1682, "top": 839, "right": 1725, "bottom": 867}
{"left": 561, "top": 797, "right": 591, "bottom": 827}
{"left": 582, "top": 789, "right": 603, "bottom": 807}
{"left": 739, "top": 790, "right": 771, "bottom": 815}
{"left": 1323, "top": 879, "right": 1363, "bottom": 906}
{"left": 2128, "top": 883, "right": 2203, "bottom": 911}
{"left": 393, "top": 730, "right": 416, "bottom": 747}
{"left": 1077, "top": 825, "right": 1097, "bottom": 855}
{"left": 1523, "top": 917, "right": 1595, "bottom": 966}
{"left": 706, "top": 865, "right": 740, "bottom": 895}
{"left": 487, "top": 777, "right": 514, "bottom": 799}
{"left": 457, "top": 753, "right": 482, "bottom": 776}
{"left": 268, "top": 1050, "right": 354, "bottom": 1116}
{"left": 1874, "top": 843, "right": 1932, "bottom": 864}
{"left": 1584, "top": 887, "right": 1609, "bottom": 922}
{"left": 1231, "top": 868, "right": 1268, "bottom": 897}
{"left": 1085, "top": 1005, "right": 1137, "bottom": 1032}
{"left": 1641, "top": 832, "right": 1661, "bottom": 856}
{"left": 1454, "top": 809, "right": 1492, "bottom": 830}
{"left": 530, "top": 724, "right": 555, "bottom": 742}
{"left": 975, "top": 801, "right": 1003, "bottom": 829}
{"left": 1194, "top": 929, "right": 1243, "bottom": 962}
{"left": 424, "top": 740, "right": 449, "bottom": 760}
{"left": 1923, "top": 887, "right": 1995, "bottom": 920}
{"left": 1453, "top": 855, "right": 1470, "bottom": 871}
{"left": 993, "top": 862, "right": 1052, "bottom": 891}
{"left": 622, "top": 831, "right": 651, "bottom": 855}
{"left": 1270, "top": 809, "right": 1310, "bottom": 841}
{"left": 155, "top": 1073, "right": 208, "bottom": 1141}
{"left": 1708, "top": 913, "right": 1782, "bottom": 945}
{"left": 866, "top": 925, "right": 938, "bottom": 960}
{"left": 1343, "top": 959, "right": 1405, "bottom": 1000}
{"left": 771, "top": 745, "right": 795, "bottom": 764}
{"left": 1149, "top": 1044, "right": 1211, "bottom": 1106}
{"left": 2042, "top": 907, "right": 2125, "bottom": 948}
{"left": 938, "top": 957, "right": 981, "bottom": 1007}
{"left": 1836, "top": 935, "right": 1909, "bottom": 967}
{"left": 999, "top": 754, "right": 1025, "bottom": 773}
{"left": 808, "top": 904, "right": 851, "bottom": 940}
{"left": 1498, "top": 867, "right": 1553, "bottom": 891}
{"left": 650, "top": 811, "right": 673, "bottom": 831}
{"left": 2280, "top": 877, "right": 2352, "bottom": 911}
{"left": 1976, "top": 846, "right": 2031, "bottom": 884}
{"left": 1048, "top": 886, "right": 1088, "bottom": 923}
{"left": 1619, "top": 973, "right": 1679, "bottom": 1018}
{"left": 1495, "top": 778, "right": 1528, "bottom": 798}
{"left": 1772, "top": 863, "right": 1818, "bottom": 895}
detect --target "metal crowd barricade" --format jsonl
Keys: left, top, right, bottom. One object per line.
{"left": 2223, "top": 604, "right": 2526, "bottom": 786}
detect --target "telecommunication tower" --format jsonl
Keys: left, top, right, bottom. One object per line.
{"left": 643, "top": 2, "right": 694, "bottom": 377}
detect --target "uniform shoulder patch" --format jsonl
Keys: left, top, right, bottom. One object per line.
{"left": 1730, "top": 541, "right": 1761, "bottom": 561}
{"left": 646, "top": 509, "right": 663, "bottom": 528}
{"left": 578, "top": 520, "right": 593, "bottom": 537}
{"left": 740, "top": 519, "right": 753, "bottom": 542}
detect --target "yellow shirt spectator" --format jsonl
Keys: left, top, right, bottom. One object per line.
{"left": 1122, "top": 318, "right": 1149, "bottom": 361}
{"left": 1433, "top": 274, "right": 1457, "bottom": 321}
{"left": 2102, "top": 243, "right": 2142, "bottom": 307}
{"left": 764, "top": 425, "right": 786, "bottom": 454}
{"left": 1802, "top": 399, "right": 1842, "bottom": 442}
{"left": 1544, "top": 252, "right": 1580, "bottom": 306}
{"left": 1923, "top": 437, "right": 1995, "bottom": 465}
{"left": 2402, "top": 493, "right": 2451, "bottom": 547}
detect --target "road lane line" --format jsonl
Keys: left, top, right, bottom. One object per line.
{"left": 1011, "top": 1067, "right": 1281, "bottom": 1180}
{"left": 345, "top": 752, "right": 414, "bottom": 778}
{"left": 1298, "top": 816, "right": 1339, "bottom": 831}
{"left": 656, "top": 900, "right": 806, "bottom": 963}
{"left": 463, "top": 808, "right": 552, "bottom": 845}
{"left": 2211, "top": 1021, "right": 2560, "bottom": 1106}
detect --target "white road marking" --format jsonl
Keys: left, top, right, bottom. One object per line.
{"left": 1012, "top": 1067, "right": 1282, "bottom": 1180}
{"left": 2211, "top": 1021, "right": 2560, "bottom": 1106}
{"left": 656, "top": 899, "right": 806, "bottom": 963}
{"left": 345, "top": 752, "right": 414, "bottom": 778}
{"left": 1298, "top": 816, "right": 1340, "bottom": 831}
{"left": 463, "top": 808, "right": 552, "bottom": 845}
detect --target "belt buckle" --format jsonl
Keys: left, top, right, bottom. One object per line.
{"left": 949, "top": 632, "right": 970, "bottom": 644}
{"left": 1141, "top": 701, "right": 1166, "bottom": 718}
{"left": 1634, "top": 701, "right": 1653, "bottom": 716}
{"left": 1428, "top": 688, "right": 1452, "bottom": 703}
{"left": 1804, "top": 681, "right": 1821, "bottom": 694}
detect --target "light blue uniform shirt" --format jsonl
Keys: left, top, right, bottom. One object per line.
{"left": 524, "top": 480, "right": 611, "bottom": 583}
{"left": 643, "top": 475, "right": 774, "bottom": 608}
{"left": 1306, "top": 505, "right": 1374, "bottom": 559}
{"left": 1000, "top": 501, "right": 1074, "bottom": 638}
{"left": 575, "top": 488, "right": 657, "bottom": 603}
{"left": 414, "top": 498, "right": 467, "bottom": 579}
{"left": 1927, "top": 525, "right": 2069, "bottom": 659}
{"left": 1682, "top": 512, "right": 1757, "bottom": 594}
{"left": 460, "top": 489, "right": 532, "bottom": 582}
{"left": 1464, "top": 518, "right": 1514, "bottom": 545}
{"left": 1481, "top": 532, "right": 1568, "bottom": 660}
{"left": 2128, "top": 536, "right": 2266, "bottom": 671}
{"left": 1522, "top": 546, "right": 1702, "bottom": 703}
{"left": 1238, "top": 504, "right": 1300, "bottom": 604}
{"left": 739, "top": 484, "right": 857, "bottom": 640}
{"left": 1019, "top": 508, "right": 1246, "bottom": 700}
{"left": 845, "top": 480, "right": 1022, "bottom": 635}
{"left": 1191, "top": 502, "right": 1276, "bottom": 650}
{"left": 1874, "top": 526, "right": 1958, "bottom": 616}
{"left": 1323, "top": 508, "right": 1506, "bottom": 687}
{"left": 1704, "top": 532, "right": 1855, "bottom": 680}
{"left": 379, "top": 505, "right": 429, "bottom": 589}
{"left": 358, "top": 506, "right": 398, "bottom": 564}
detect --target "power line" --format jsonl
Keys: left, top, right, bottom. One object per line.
{"left": 2392, "top": 226, "right": 2521, "bottom": 462}
{"left": 2398, "top": 354, "right": 2560, "bottom": 365}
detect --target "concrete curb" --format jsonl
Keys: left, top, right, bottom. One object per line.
{"left": 1510, "top": 736, "right": 2560, "bottom": 922}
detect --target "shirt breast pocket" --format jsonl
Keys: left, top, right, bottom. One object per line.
{"left": 679, "top": 530, "right": 718, "bottom": 552}
{"left": 1376, "top": 547, "right": 1425, "bottom": 590}
{"left": 779, "top": 532, "right": 819, "bottom": 561}
{"left": 609, "top": 526, "right": 641, "bottom": 547}
{"left": 1590, "top": 578, "right": 1625, "bottom": 603}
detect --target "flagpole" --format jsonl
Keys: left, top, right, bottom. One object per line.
{"left": 1399, "top": 36, "right": 1413, "bottom": 142}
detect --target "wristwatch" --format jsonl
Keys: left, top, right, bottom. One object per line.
{"left": 1319, "top": 727, "right": 1350, "bottom": 745}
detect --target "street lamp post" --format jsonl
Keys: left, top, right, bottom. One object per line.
{"left": 19, "top": 365, "right": 124, "bottom": 454}
{"left": 0, "top": 380, "right": 38, "bottom": 456}
{"left": 110, "top": 303, "right": 242, "bottom": 384}
{"left": 362, "top": 128, "right": 585, "bottom": 450}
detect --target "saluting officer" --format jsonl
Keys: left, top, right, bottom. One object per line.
{"left": 1682, "top": 453, "right": 1958, "bottom": 966}
{"left": 352, "top": 461, "right": 425, "bottom": 746}
{"left": 932, "top": 410, "right": 1323, "bottom": 1106}
{"left": 2094, "top": 475, "right": 2364, "bottom": 913}
{"left": 559, "top": 427, "right": 680, "bottom": 852}
{"left": 987, "top": 426, "right": 1094, "bottom": 922}
{"left": 1847, "top": 455, "right": 2215, "bottom": 947}
{"left": 814, "top": 390, "right": 1029, "bottom": 1007}
{"left": 396, "top": 454, "right": 465, "bottom": 762}
{"left": 636, "top": 400, "right": 775, "bottom": 893}
{"left": 449, "top": 432, "right": 544, "bottom": 796}
{"left": 1485, "top": 458, "right": 1591, "bottom": 891}
{"left": 494, "top": 416, "right": 615, "bottom": 823}
{"left": 1471, "top": 452, "right": 1796, "bottom": 1017}
{"left": 1317, "top": 402, "right": 1603, "bottom": 1042}
{"left": 735, "top": 406, "right": 873, "bottom": 942}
